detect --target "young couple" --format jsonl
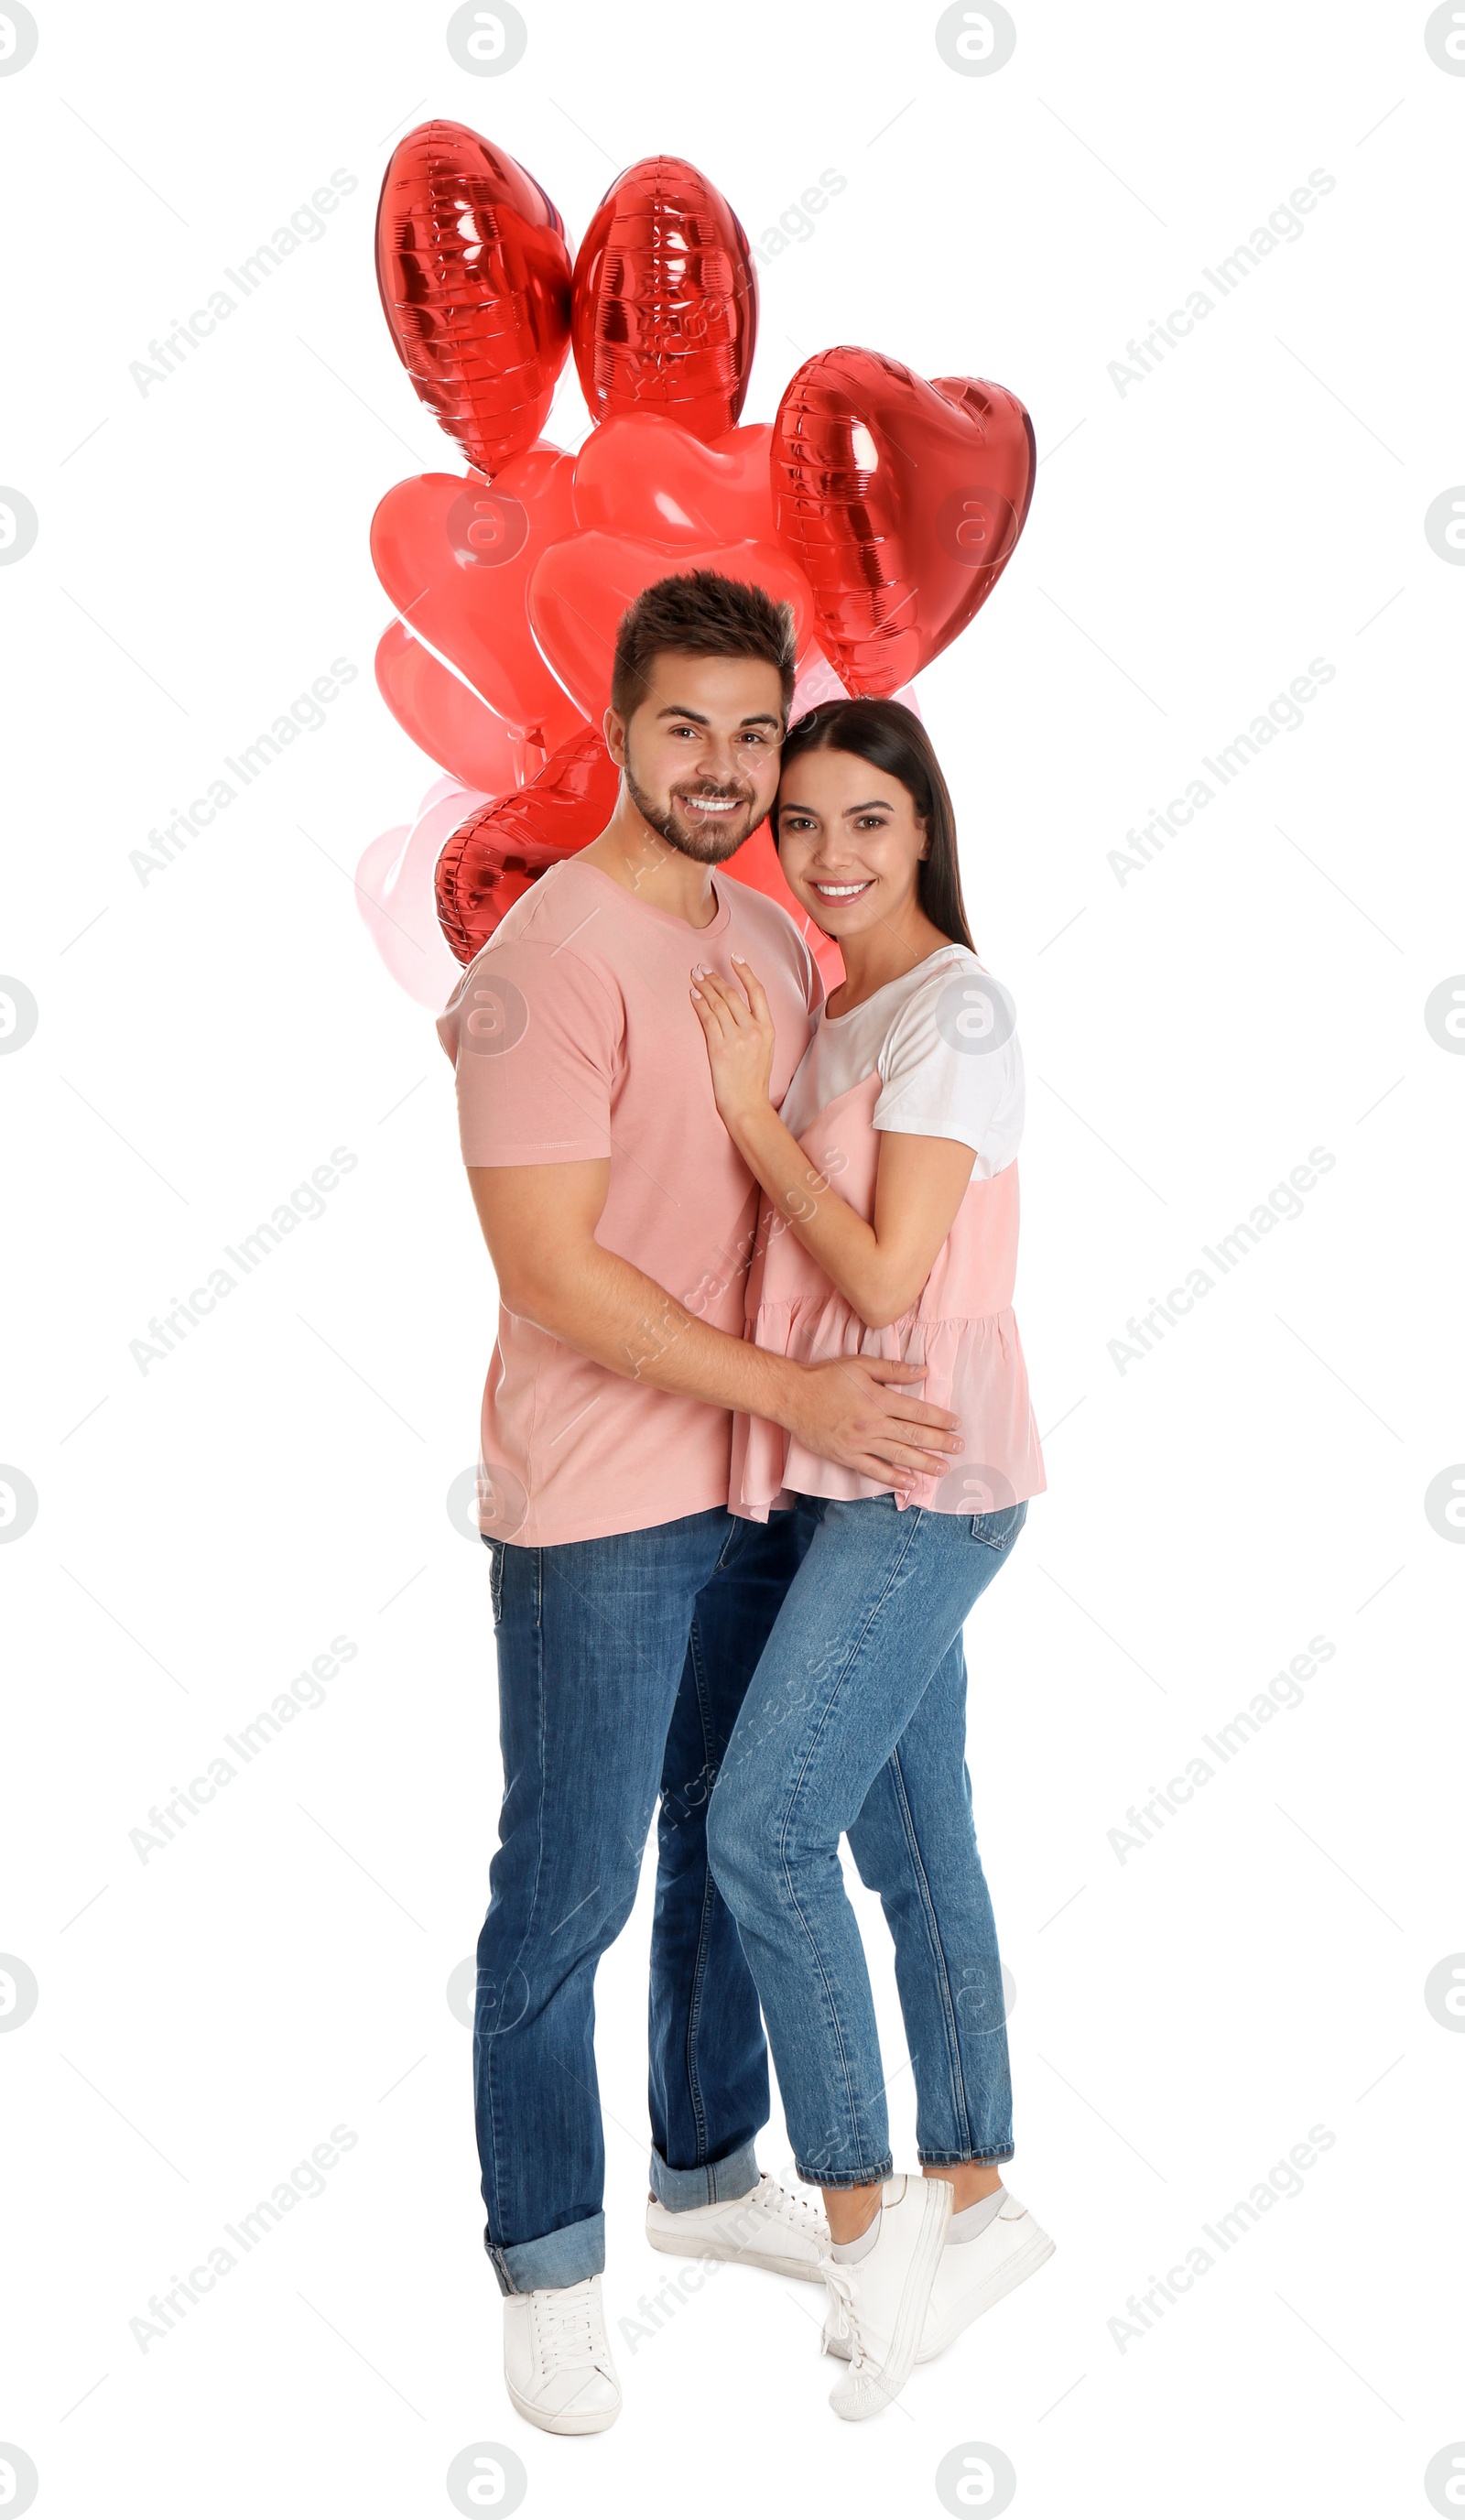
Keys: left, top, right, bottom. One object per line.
{"left": 436, "top": 570, "right": 1050, "bottom": 2434}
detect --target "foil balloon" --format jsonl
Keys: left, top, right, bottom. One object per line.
{"left": 772, "top": 350, "right": 1036, "bottom": 696}
{"left": 357, "top": 779, "right": 487, "bottom": 1010}
{"left": 572, "top": 415, "right": 776, "bottom": 547}
{"left": 436, "top": 726, "right": 622, "bottom": 961}
{"left": 370, "top": 447, "right": 585, "bottom": 747}
{"left": 375, "top": 621, "right": 533, "bottom": 792}
{"left": 375, "top": 121, "right": 572, "bottom": 477}
{"left": 528, "top": 530, "right": 816, "bottom": 723}
{"left": 570, "top": 158, "right": 757, "bottom": 441}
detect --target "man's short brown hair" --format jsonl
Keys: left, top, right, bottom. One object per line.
{"left": 611, "top": 570, "right": 797, "bottom": 723}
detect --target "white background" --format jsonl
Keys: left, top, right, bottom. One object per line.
{"left": 3, "top": 3, "right": 1463, "bottom": 2515}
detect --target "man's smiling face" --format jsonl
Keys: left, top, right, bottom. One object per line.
{"left": 608, "top": 649, "right": 786, "bottom": 864}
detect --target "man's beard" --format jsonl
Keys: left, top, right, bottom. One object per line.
{"left": 624, "top": 762, "right": 764, "bottom": 864}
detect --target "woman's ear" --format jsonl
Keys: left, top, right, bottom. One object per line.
{"left": 916, "top": 814, "right": 930, "bottom": 863}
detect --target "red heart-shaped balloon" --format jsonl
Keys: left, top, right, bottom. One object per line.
{"left": 375, "top": 620, "right": 531, "bottom": 792}
{"left": 370, "top": 447, "right": 585, "bottom": 748}
{"left": 571, "top": 158, "right": 757, "bottom": 441}
{"left": 375, "top": 121, "right": 572, "bottom": 477}
{"left": 436, "top": 726, "right": 622, "bottom": 961}
{"left": 528, "top": 530, "right": 816, "bottom": 722}
{"left": 573, "top": 416, "right": 776, "bottom": 548}
{"left": 772, "top": 350, "right": 1036, "bottom": 696}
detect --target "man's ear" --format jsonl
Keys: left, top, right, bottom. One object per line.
{"left": 603, "top": 704, "right": 627, "bottom": 766}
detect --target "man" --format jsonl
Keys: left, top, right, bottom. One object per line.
{"left": 436, "top": 572, "right": 962, "bottom": 2435}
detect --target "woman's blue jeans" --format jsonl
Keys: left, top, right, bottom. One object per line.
{"left": 706, "top": 1491, "right": 1026, "bottom": 2189}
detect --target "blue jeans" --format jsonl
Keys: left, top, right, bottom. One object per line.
{"left": 706, "top": 1492, "right": 1026, "bottom": 2188}
{"left": 475, "top": 1505, "right": 807, "bottom": 2293}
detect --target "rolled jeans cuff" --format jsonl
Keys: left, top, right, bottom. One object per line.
{"left": 648, "top": 2137, "right": 761, "bottom": 2212}
{"left": 796, "top": 2152, "right": 893, "bottom": 2189}
{"left": 486, "top": 2209, "right": 604, "bottom": 2297}
{"left": 918, "top": 2145, "right": 1015, "bottom": 2167}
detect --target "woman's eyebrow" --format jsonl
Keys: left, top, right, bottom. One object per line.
{"left": 776, "top": 796, "right": 894, "bottom": 816}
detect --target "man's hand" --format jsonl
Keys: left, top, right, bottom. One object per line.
{"left": 465, "top": 1162, "right": 963, "bottom": 1489}
{"left": 780, "top": 1355, "right": 961, "bottom": 1487}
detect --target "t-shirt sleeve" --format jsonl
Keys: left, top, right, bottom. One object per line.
{"left": 873, "top": 964, "right": 1024, "bottom": 1171}
{"left": 438, "top": 940, "right": 621, "bottom": 1167}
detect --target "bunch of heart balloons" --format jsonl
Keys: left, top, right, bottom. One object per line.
{"left": 356, "top": 122, "right": 1036, "bottom": 1007}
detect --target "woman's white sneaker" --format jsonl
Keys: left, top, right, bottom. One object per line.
{"left": 823, "top": 2189, "right": 1055, "bottom": 2364}
{"left": 919, "top": 2190, "right": 1055, "bottom": 2360}
{"left": 820, "top": 2173, "right": 952, "bottom": 2421}
{"left": 503, "top": 2275, "right": 621, "bottom": 2435}
{"left": 645, "top": 2173, "right": 829, "bottom": 2282}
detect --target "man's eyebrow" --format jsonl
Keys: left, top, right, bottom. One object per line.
{"left": 653, "top": 705, "right": 782, "bottom": 729}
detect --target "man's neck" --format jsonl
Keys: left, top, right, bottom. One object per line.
{"left": 578, "top": 802, "right": 723, "bottom": 931}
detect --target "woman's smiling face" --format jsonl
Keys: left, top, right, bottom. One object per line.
{"left": 775, "top": 745, "right": 928, "bottom": 940}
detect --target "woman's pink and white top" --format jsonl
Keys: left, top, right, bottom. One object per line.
{"left": 732, "top": 942, "right": 1047, "bottom": 1520}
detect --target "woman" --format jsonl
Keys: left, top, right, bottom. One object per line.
{"left": 692, "top": 698, "right": 1052, "bottom": 2423}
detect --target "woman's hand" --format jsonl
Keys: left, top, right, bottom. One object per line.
{"left": 690, "top": 958, "right": 776, "bottom": 1132}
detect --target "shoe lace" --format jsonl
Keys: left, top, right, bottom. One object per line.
{"left": 756, "top": 2175, "right": 828, "bottom": 2237}
{"left": 821, "top": 2261, "right": 868, "bottom": 2371}
{"left": 534, "top": 2281, "right": 599, "bottom": 2367}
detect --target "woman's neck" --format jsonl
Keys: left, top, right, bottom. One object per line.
{"left": 828, "top": 906, "right": 955, "bottom": 1016}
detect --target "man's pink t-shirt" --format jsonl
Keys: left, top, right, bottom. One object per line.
{"left": 437, "top": 857, "right": 821, "bottom": 1547}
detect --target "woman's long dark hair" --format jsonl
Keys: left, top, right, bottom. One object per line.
{"left": 774, "top": 698, "right": 975, "bottom": 952}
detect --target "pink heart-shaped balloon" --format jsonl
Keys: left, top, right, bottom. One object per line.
{"left": 787, "top": 653, "right": 924, "bottom": 721}
{"left": 528, "top": 530, "right": 816, "bottom": 722}
{"left": 573, "top": 416, "right": 776, "bottom": 548}
{"left": 370, "top": 445, "right": 585, "bottom": 745}
{"left": 356, "top": 784, "right": 487, "bottom": 1009}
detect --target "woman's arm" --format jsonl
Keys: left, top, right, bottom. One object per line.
{"left": 466, "top": 1157, "right": 963, "bottom": 1478}
{"left": 692, "top": 961, "right": 976, "bottom": 1331}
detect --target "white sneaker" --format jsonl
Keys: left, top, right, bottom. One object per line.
{"left": 645, "top": 2172, "right": 829, "bottom": 2283}
{"left": 503, "top": 2274, "right": 621, "bottom": 2435}
{"left": 824, "top": 2189, "right": 1055, "bottom": 2364}
{"left": 820, "top": 2173, "right": 951, "bottom": 2421}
